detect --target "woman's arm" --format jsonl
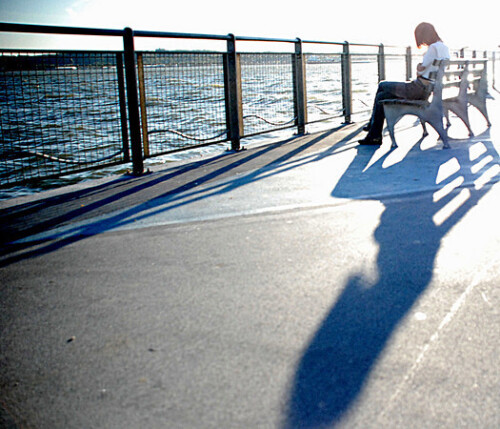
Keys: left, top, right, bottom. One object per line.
{"left": 417, "top": 44, "right": 437, "bottom": 75}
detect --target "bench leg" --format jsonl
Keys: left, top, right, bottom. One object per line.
{"left": 456, "top": 110, "right": 474, "bottom": 137}
{"left": 421, "top": 120, "right": 428, "bottom": 137}
{"left": 471, "top": 100, "right": 491, "bottom": 127}
{"left": 444, "top": 108, "right": 451, "bottom": 129}
{"left": 383, "top": 106, "right": 400, "bottom": 148}
{"left": 430, "top": 119, "right": 450, "bottom": 149}
{"left": 387, "top": 123, "right": 398, "bottom": 148}
{"left": 444, "top": 101, "right": 474, "bottom": 137}
{"left": 466, "top": 122, "right": 474, "bottom": 137}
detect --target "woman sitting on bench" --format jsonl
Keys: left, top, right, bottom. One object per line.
{"left": 359, "top": 22, "right": 450, "bottom": 146}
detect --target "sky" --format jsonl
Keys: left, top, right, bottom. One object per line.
{"left": 0, "top": 0, "right": 499, "bottom": 51}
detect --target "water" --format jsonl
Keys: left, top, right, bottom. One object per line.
{"left": 0, "top": 54, "right": 405, "bottom": 201}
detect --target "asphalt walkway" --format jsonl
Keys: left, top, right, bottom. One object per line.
{"left": 1, "top": 99, "right": 499, "bottom": 428}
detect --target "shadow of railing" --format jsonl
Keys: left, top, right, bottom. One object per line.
{"left": 0, "top": 125, "right": 362, "bottom": 267}
{"left": 284, "top": 130, "right": 499, "bottom": 428}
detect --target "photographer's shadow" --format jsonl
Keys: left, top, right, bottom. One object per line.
{"left": 285, "top": 133, "right": 499, "bottom": 428}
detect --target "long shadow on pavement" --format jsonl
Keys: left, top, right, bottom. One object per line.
{"left": 285, "top": 131, "right": 499, "bottom": 428}
{"left": 0, "top": 125, "right": 361, "bottom": 267}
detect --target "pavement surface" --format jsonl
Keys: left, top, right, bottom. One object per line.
{"left": 1, "top": 99, "right": 499, "bottom": 428}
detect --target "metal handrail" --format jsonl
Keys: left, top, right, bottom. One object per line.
{"left": 1, "top": 21, "right": 498, "bottom": 187}
{"left": 0, "top": 22, "right": 123, "bottom": 37}
{"left": 0, "top": 22, "right": 390, "bottom": 49}
{"left": 3, "top": 22, "right": 497, "bottom": 57}
{"left": 134, "top": 30, "right": 230, "bottom": 41}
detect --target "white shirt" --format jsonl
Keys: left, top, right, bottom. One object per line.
{"left": 419, "top": 41, "right": 450, "bottom": 79}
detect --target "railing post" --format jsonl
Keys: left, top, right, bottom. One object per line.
{"left": 378, "top": 43, "right": 386, "bottom": 82}
{"left": 122, "top": 27, "right": 144, "bottom": 175}
{"left": 341, "top": 41, "right": 352, "bottom": 124}
{"left": 482, "top": 57, "right": 489, "bottom": 94}
{"left": 293, "top": 38, "right": 308, "bottom": 135}
{"left": 137, "top": 52, "right": 150, "bottom": 158}
{"left": 405, "top": 46, "right": 412, "bottom": 81}
{"left": 115, "top": 52, "right": 130, "bottom": 163}
{"left": 224, "top": 34, "right": 243, "bottom": 151}
{"left": 492, "top": 51, "right": 496, "bottom": 90}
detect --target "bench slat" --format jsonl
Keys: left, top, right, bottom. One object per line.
{"left": 445, "top": 71, "right": 467, "bottom": 79}
{"left": 383, "top": 99, "right": 429, "bottom": 107}
{"left": 443, "top": 81, "right": 462, "bottom": 89}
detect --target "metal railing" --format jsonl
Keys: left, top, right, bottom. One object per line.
{"left": 1, "top": 49, "right": 129, "bottom": 185}
{"left": 1, "top": 22, "right": 498, "bottom": 187}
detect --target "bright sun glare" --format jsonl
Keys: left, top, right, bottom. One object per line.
{"left": 0, "top": 0, "right": 498, "bottom": 50}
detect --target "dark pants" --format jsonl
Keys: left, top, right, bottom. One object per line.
{"left": 366, "top": 79, "right": 431, "bottom": 139}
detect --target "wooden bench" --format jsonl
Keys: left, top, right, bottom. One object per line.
{"left": 381, "top": 59, "right": 491, "bottom": 149}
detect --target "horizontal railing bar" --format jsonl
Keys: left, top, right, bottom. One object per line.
{"left": 239, "top": 51, "right": 294, "bottom": 56}
{"left": 2, "top": 22, "right": 498, "bottom": 56}
{"left": 0, "top": 48, "right": 123, "bottom": 54}
{"left": 345, "top": 42, "right": 381, "bottom": 48}
{"left": 0, "top": 23, "right": 232, "bottom": 42}
{"left": 301, "top": 40, "right": 345, "bottom": 46}
{"left": 136, "top": 51, "right": 224, "bottom": 56}
{"left": 350, "top": 53, "right": 386, "bottom": 57}
{"left": 0, "top": 22, "right": 123, "bottom": 37}
{"left": 301, "top": 40, "right": 380, "bottom": 48}
{"left": 234, "top": 35, "right": 297, "bottom": 43}
{"left": 0, "top": 48, "right": 408, "bottom": 58}
{"left": 134, "top": 29, "right": 230, "bottom": 41}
